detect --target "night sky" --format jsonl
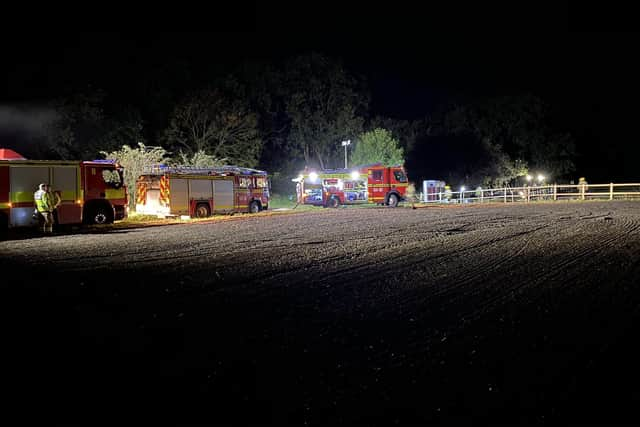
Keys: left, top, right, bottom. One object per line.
{"left": 2, "top": 4, "right": 640, "bottom": 182}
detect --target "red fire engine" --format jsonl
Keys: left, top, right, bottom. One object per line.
{"left": 0, "top": 149, "right": 128, "bottom": 232}
{"left": 294, "top": 163, "right": 409, "bottom": 208}
{"left": 135, "top": 165, "right": 270, "bottom": 218}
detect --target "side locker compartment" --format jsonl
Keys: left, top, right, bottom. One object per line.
{"left": 52, "top": 166, "right": 81, "bottom": 224}
{"left": 189, "top": 178, "right": 214, "bottom": 217}
{"left": 169, "top": 178, "right": 189, "bottom": 216}
{"left": 213, "top": 179, "right": 234, "bottom": 213}
{"left": 10, "top": 165, "right": 48, "bottom": 227}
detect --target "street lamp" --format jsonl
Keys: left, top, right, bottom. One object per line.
{"left": 341, "top": 140, "right": 351, "bottom": 168}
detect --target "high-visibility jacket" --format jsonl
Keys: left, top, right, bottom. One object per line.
{"left": 34, "top": 189, "right": 54, "bottom": 212}
{"left": 443, "top": 186, "right": 452, "bottom": 200}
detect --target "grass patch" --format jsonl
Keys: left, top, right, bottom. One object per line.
{"left": 124, "top": 212, "right": 166, "bottom": 223}
{"left": 268, "top": 193, "right": 299, "bottom": 209}
{"left": 114, "top": 197, "right": 317, "bottom": 229}
{"left": 267, "top": 193, "right": 318, "bottom": 211}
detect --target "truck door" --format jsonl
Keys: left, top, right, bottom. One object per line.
{"left": 84, "top": 165, "right": 106, "bottom": 200}
{"left": 235, "top": 177, "right": 249, "bottom": 210}
{"left": 368, "top": 168, "right": 385, "bottom": 204}
{"left": 390, "top": 168, "right": 408, "bottom": 198}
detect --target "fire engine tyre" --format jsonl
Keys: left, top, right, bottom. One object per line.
{"left": 195, "top": 203, "right": 211, "bottom": 218}
{"left": 249, "top": 201, "right": 261, "bottom": 214}
{"left": 327, "top": 197, "right": 339, "bottom": 208}
{"left": 89, "top": 206, "right": 114, "bottom": 225}
{"left": 387, "top": 193, "right": 399, "bottom": 207}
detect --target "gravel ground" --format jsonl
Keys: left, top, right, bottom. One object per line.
{"left": 2, "top": 201, "right": 640, "bottom": 424}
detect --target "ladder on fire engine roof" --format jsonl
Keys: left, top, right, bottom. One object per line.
{"left": 144, "top": 164, "right": 267, "bottom": 176}
{"left": 308, "top": 163, "right": 405, "bottom": 174}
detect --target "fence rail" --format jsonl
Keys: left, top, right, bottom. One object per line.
{"left": 420, "top": 183, "right": 640, "bottom": 204}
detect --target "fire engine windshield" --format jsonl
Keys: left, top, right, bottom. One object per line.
{"left": 394, "top": 170, "right": 408, "bottom": 183}
{"left": 102, "top": 167, "right": 124, "bottom": 188}
{"left": 256, "top": 177, "right": 268, "bottom": 188}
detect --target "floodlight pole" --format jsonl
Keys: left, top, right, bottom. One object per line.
{"left": 341, "top": 140, "right": 351, "bottom": 168}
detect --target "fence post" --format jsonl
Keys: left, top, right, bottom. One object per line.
{"left": 610, "top": 183, "right": 614, "bottom": 200}
{"left": 553, "top": 184, "right": 557, "bottom": 201}
{"left": 504, "top": 188, "right": 507, "bottom": 203}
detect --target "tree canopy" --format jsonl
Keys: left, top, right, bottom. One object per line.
{"left": 351, "top": 128, "right": 405, "bottom": 167}
{"left": 282, "top": 53, "right": 367, "bottom": 169}
{"left": 162, "top": 81, "right": 262, "bottom": 168}
{"left": 20, "top": 52, "right": 580, "bottom": 194}
{"left": 443, "top": 95, "right": 575, "bottom": 185}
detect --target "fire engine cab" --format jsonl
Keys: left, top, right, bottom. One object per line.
{"left": 135, "top": 165, "right": 270, "bottom": 218}
{"left": 294, "top": 163, "right": 409, "bottom": 208}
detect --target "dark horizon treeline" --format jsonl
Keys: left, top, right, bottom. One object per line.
{"left": 2, "top": 50, "right": 595, "bottom": 193}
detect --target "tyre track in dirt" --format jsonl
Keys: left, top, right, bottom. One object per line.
{"left": 163, "top": 206, "right": 633, "bottom": 372}
{"left": 423, "top": 214, "right": 640, "bottom": 424}
{"left": 3, "top": 204, "right": 636, "bottom": 317}
{"left": 193, "top": 206, "right": 640, "bottom": 389}
{"left": 288, "top": 208, "right": 640, "bottom": 421}
{"left": 450, "top": 216, "right": 640, "bottom": 332}
{"left": 208, "top": 211, "right": 533, "bottom": 300}
{"left": 3, "top": 201, "right": 640, "bottom": 424}
{"left": 395, "top": 212, "right": 640, "bottom": 335}
{"left": 383, "top": 213, "right": 640, "bottom": 365}
{"left": 220, "top": 212, "right": 553, "bottom": 317}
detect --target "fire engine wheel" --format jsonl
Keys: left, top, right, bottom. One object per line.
{"left": 249, "top": 201, "right": 261, "bottom": 214}
{"left": 90, "top": 207, "right": 114, "bottom": 225}
{"left": 387, "top": 194, "right": 399, "bottom": 207}
{"left": 327, "top": 197, "right": 339, "bottom": 208}
{"left": 195, "top": 203, "right": 211, "bottom": 218}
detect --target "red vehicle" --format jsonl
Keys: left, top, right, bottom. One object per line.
{"left": 0, "top": 149, "right": 128, "bottom": 232}
{"left": 135, "top": 165, "right": 270, "bottom": 218}
{"left": 294, "top": 163, "right": 409, "bottom": 208}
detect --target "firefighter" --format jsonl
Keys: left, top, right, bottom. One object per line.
{"left": 34, "top": 183, "right": 55, "bottom": 234}
{"left": 52, "top": 190, "right": 62, "bottom": 226}
{"left": 475, "top": 186, "right": 483, "bottom": 201}
{"left": 443, "top": 185, "right": 452, "bottom": 202}
{"left": 578, "top": 177, "right": 589, "bottom": 200}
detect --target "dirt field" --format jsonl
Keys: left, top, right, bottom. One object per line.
{"left": 2, "top": 201, "right": 640, "bottom": 423}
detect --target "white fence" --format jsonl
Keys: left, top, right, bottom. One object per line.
{"left": 421, "top": 183, "right": 640, "bottom": 204}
